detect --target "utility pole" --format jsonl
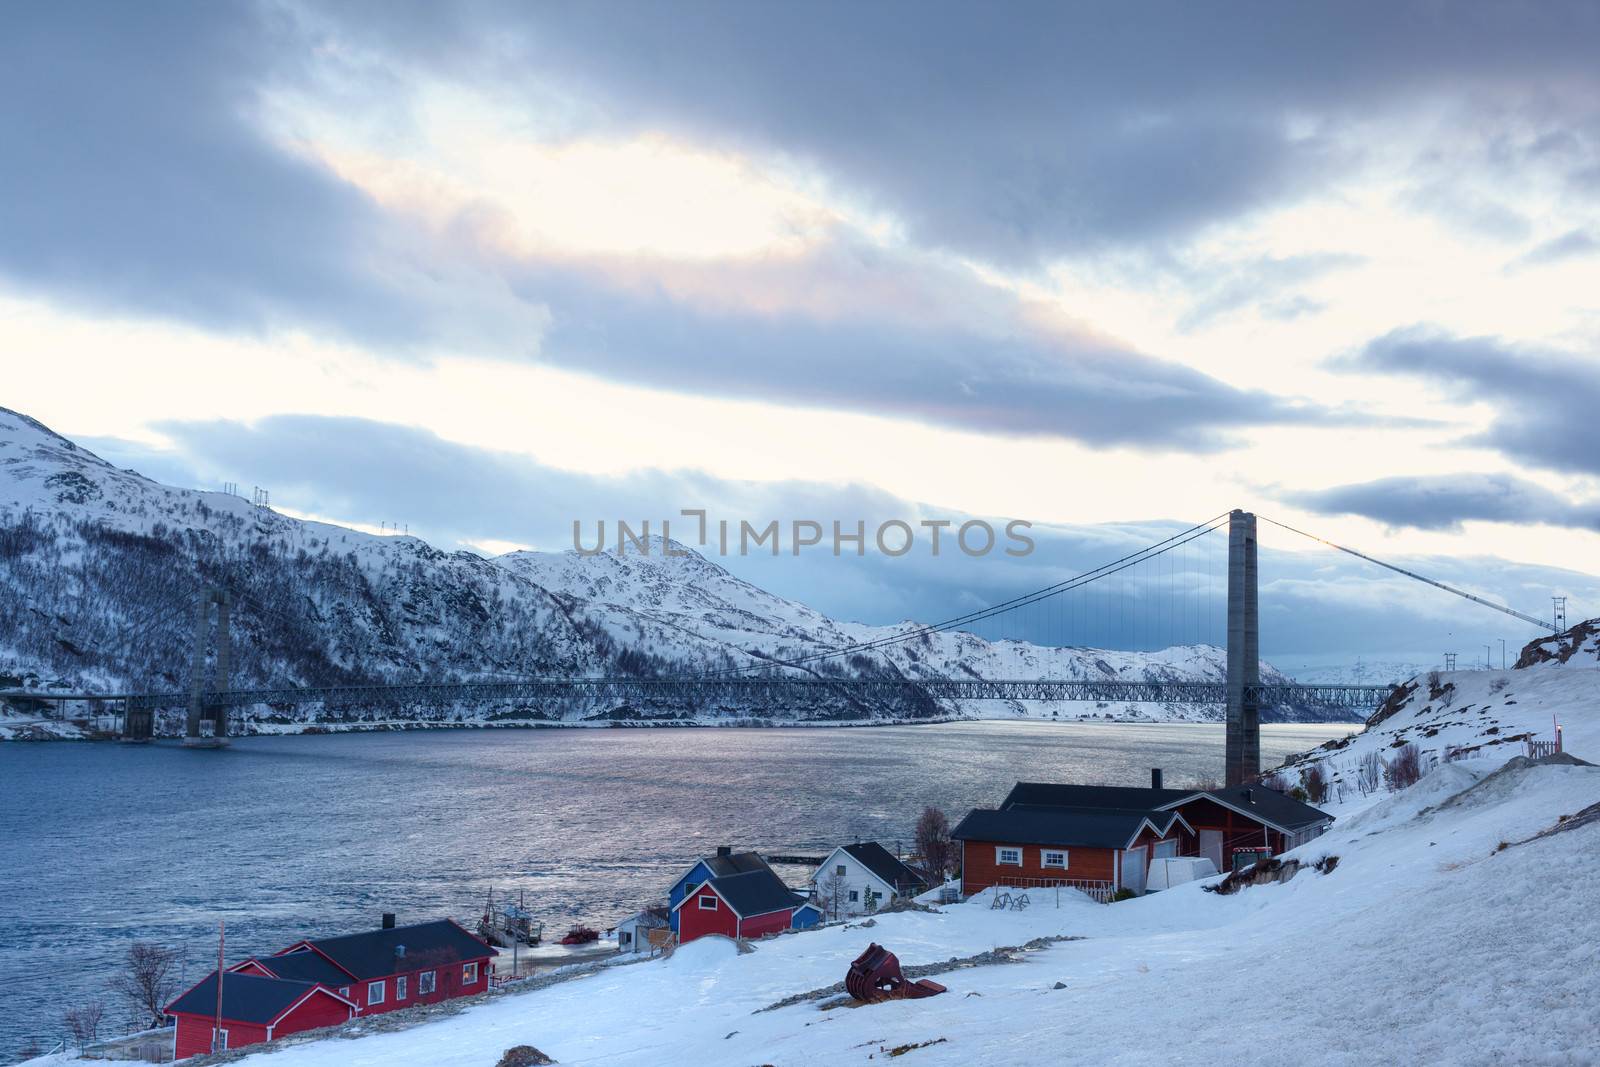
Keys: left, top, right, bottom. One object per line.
{"left": 212, "top": 920, "right": 225, "bottom": 1053}
{"left": 1483, "top": 645, "right": 1491, "bottom": 670}
{"left": 1500, "top": 638, "right": 1506, "bottom": 670}
{"left": 1552, "top": 597, "right": 1567, "bottom": 632}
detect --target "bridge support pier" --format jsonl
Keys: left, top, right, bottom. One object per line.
{"left": 1225, "top": 510, "right": 1260, "bottom": 786}
{"left": 184, "top": 587, "right": 231, "bottom": 747}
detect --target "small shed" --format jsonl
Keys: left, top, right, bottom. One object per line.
{"left": 673, "top": 869, "right": 802, "bottom": 944}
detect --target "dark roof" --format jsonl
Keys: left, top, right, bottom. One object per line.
{"left": 840, "top": 842, "right": 930, "bottom": 893}
{"left": 253, "top": 949, "right": 352, "bottom": 987}
{"left": 677, "top": 868, "right": 797, "bottom": 918}
{"left": 953, "top": 807, "right": 1165, "bottom": 849}
{"left": 1003, "top": 782, "right": 1189, "bottom": 811}
{"left": 299, "top": 920, "right": 496, "bottom": 981}
{"left": 1163, "top": 784, "right": 1332, "bottom": 832}
{"left": 166, "top": 971, "right": 332, "bottom": 1024}
{"left": 702, "top": 851, "right": 772, "bottom": 878}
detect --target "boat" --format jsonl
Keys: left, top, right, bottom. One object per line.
{"left": 476, "top": 889, "right": 544, "bottom": 947}
{"left": 557, "top": 925, "right": 600, "bottom": 945}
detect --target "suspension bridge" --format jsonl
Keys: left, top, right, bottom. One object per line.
{"left": 3, "top": 510, "right": 1562, "bottom": 785}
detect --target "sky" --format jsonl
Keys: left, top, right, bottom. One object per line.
{"left": 3, "top": 1, "right": 1600, "bottom": 666}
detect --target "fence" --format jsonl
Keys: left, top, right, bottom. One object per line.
{"left": 991, "top": 878, "right": 1116, "bottom": 904}
{"left": 1527, "top": 739, "right": 1562, "bottom": 758}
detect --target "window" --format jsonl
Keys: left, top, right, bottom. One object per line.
{"left": 212, "top": 1028, "right": 229, "bottom": 1051}
{"left": 367, "top": 980, "right": 385, "bottom": 1006}
{"left": 848, "top": 890, "right": 859, "bottom": 902}
{"left": 835, "top": 864, "right": 846, "bottom": 876}
{"left": 619, "top": 931, "right": 632, "bottom": 947}
{"left": 418, "top": 971, "right": 436, "bottom": 995}
{"left": 699, "top": 894, "right": 719, "bottom": 910}
{"left": 395, "top": 975, "right": 408, "bottom": 1000}
{"left": 462, "top": 962, "right": 479, "bottom": 984}
{"left": 1042, "top": 850, "right": 1068, "bottom": 869}
{"left": 339, "top": 986, "right": 350, "bottom": 999}
{"left": 996, "top": 847, "right": 1022, "bottom": 866}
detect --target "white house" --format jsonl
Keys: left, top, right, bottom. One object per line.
{"left": 808, "top": 842, "right": 930, "bottom": 919}
{"left": 610, "top": 905, "right": 670, "bottom": 956}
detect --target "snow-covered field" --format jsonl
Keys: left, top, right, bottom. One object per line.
{"left": 28, "top": 749, "right": 1593, "bottom": 1067}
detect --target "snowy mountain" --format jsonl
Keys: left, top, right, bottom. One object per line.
{"left": 0, "top": 407, "right": 1346, "bottom": 736}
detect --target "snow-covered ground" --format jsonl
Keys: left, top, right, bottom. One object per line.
{"left": 26, "top": 745, "right": 1594, "bottom": 1067}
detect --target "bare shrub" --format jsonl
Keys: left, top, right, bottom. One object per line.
{"left": 108, "top": 942, "right": 180, "bottom": 1030}
{"left": 1384, "top": 743, "right": 1423, "bottom": 791}
{"left": 64, "top": 1002, "right": 105, "bottom": 1046}
{"left": 818, "top": 869, "right": 848, "bottom": 921}
{"left": 1191, "top": 774, "right": 1221, "bottom": 791}
{"left": 1301, "top": 764, "right": 1329, "bottom": 805}
{"left": 914, "top": 806, "right": 953, "bottom": 883}
{"left": 1260, "top": 771, "right": 1291, "bottom": 793}
{"left": 1356, "top": 751, "right": 1384, "bottom": 794}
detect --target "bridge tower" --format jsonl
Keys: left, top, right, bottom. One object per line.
{"left": 184, "top": 587, "right": 232, "bottom": 747}
{"left": 1225, "top": 509, "right": 1260, "bottom": 786}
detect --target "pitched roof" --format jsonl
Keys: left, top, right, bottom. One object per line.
{"left": 836, "top": 842, "right": 930, "bottom": 894}
{"left": 1160, "top": 784, "right": 1332, "bottom": 833}
{"left": 297, "top": 920, "right": 496, "bottom": 981}
{"left": 702, "top": 850, "right": 772, "bottom": 878}
{"left": 166, "top": 971, "right": 347, "bottom": 1024}
{"left": 1003, "top": 782, "right": 1190, "bottom": 811}
{"left": 952, "top": 807, "right": 1172, "bottom": 849}
{"left": 672, "top": 868, "right": 797, "bottom": 919}
{"left": 252, "top": 949, "right": 352, "bottom": 987}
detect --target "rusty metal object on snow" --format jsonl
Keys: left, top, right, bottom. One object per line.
{"left": 845, "top": 943, "right": 947, "bottom": 1002}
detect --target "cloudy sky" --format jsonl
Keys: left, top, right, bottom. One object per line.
{"left": 4, "top": 1, "right": 1600, "bottom": 665}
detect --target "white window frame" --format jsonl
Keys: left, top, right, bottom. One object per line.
{"left": 395, "top": 975, "right": 408, "bottom": 1000}
{"left": 1042, "top": 849, "right": 1068, "bottom": 869}
{"left": 698, "top": 894, "right": 719, "bottom": 910}
{"left": 462, "top": 962, "right": 479, "bottom": 983}
{"left": 339, "top": 986, "right": 350, "bottom": 998}
{"left": 418, "top": 971, "right": 436, "bottom": 995}
{"left": 212, "top": 1027, "right": 229, "bottom": 1051}
{"left": 848, "top": 889, "right": 859, "bottom": 902}
{"left": 996, "top": 846, "right": 1023, "bottom": 866}
{"left": 367, "top": 980, "right": 385, "bottom": 1006}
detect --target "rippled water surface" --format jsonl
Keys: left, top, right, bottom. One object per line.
{"left": 0, "top": 721, "right": 1352, "bottom": 1056}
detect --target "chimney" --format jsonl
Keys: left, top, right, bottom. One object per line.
{"left": 716, "top": 845, "right": 732, "bottom": 858}
{"left": 382, "top": 912, "right": 396, "bottom": 930}
{"left": 1151, "top": 768, "right": 1163, "bottom": 790}
{"left": 1243, "top": 788, "right": 1254, "bottom": 804}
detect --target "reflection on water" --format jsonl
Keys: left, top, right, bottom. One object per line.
{"left": 0, "top": 720, "right": 1352, "bottom": 1054}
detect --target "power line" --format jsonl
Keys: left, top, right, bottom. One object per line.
{"left": 1257, "top": 514, "right": 1556, "bottom": 632}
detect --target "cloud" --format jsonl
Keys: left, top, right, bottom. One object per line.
{"left": 1288, "top": 473, "right": 1600, "bottom": 533}
{"left": 1340, "top": 326, "right": 1600, "bottom": 476}
{"left": 0, "top": 3, "right": 547, "bottom": 353}
{"left": 1513, "top": 229, "right": 1599, "bottom": 267}
{"left": 338, "top": 0, "right": 1600, "bottom": 267}
{"left": 1175, "top": 252, "right": 1361, "bottom": 332}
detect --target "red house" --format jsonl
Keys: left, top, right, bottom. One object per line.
{"left": 672, "top": 868, "right": 810, "bottom": 944}
{"left": 954, "top": 775, "right": 1333, "bottom": 899}
{"left": 164, "top": 917, "right": 497, "bottom": 1059}
{"left": 165, "top": 972, "right": 354, "bottom": 1058}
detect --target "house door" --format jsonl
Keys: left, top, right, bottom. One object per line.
{"left": 1121, "top": 849, "right": 1146, "bottom": 894}
{"left": 1200, "top": 830, "right": 1224, "bottom": 871}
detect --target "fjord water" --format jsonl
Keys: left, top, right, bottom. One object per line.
{"left": 0, "top": 722, "right": 1350, "bottom": 1056}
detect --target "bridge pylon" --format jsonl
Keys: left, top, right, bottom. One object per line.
{"left": 184, "top": 586, "right": 231, "bottom": 747}
{"left": 1225, "top": 509, "right": 1260, "bottom": 786}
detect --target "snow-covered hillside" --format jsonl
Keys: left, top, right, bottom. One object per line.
{"left": 0, "top": 407, "right": 1342, "bottom": 736}
{"left": 27, "top": 748, "right": 1596, "bottom": 1066}
{"left": 1274, "top": 618, "right": 1600, "bottom": 810}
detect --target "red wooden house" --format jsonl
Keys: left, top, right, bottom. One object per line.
{"left": 165, "top": 972, "right": 355, "bottom": 1058}
{"left": 954, "top": 773, "right": 1333, "bottom": 898}
{"left": 165, "top": 916, "right": 497, "bottom": 1059}
{"left": 672, "top": 868, "right": 811, "bottom": 943}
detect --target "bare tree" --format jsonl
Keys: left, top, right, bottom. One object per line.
{"left": 818, "top": 869, "right": 848, "bottom": 921}
{"left": 1356, "top": 751, "right": 1384, "bottom": 795}
{"left": 1384, "top": 743, "right": 1423, "bottom": 791}
{"left": 64, "top": 1002, "right": 106, "bottom": 1047}
{"left": 108, "top": 942, "right": 181, "bottom": 1030}
{"left": 914, "top": 806, "right": 953, "bottom": 883}
{"left": 1301, "top": 764, "right": 1328, "bottom": 805}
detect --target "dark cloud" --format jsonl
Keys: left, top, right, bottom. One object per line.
{"left": 0, "top": 3, "right": 544, "bottom": 351}
{"left": 125, "top": 413, "right": 1597, "bottom": 664}
{"left": 1342, "top": 327, "right": 1600, "bottom": 476}
{"left": 1289, "top": 473, "right": 1600, "bottom": 533}
{"left": 342, "top": 0, "right": 1600, "bottom": 267}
